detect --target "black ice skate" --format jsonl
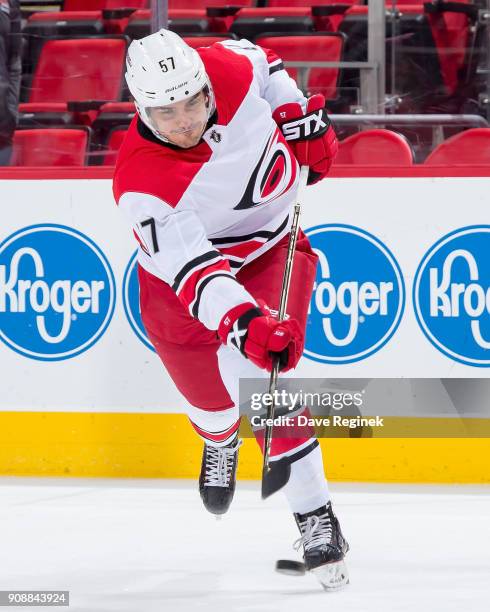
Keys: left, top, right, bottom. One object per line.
{"left": 294, "top": 501, "right": 349, "bottom": 590}
{"left": 199, "top": 438, "right": 242, "bottom": 516}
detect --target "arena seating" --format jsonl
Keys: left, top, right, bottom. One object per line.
{"left": 125, "top": 9, "right": 210, "bottom": 39}
{"left": 338, "top": 5, "right": 443, "bottom": 113}
{"left": 23, "top": 13, "right": 106, "bottom": 72}
{"left": 23, "top": 3, "right": 149, "bottom": 66}
{"left": 102, "top": 128, "right": 128, "bottom": 165}
{"left": 20, "top": 37, "right": 128, "bottom": 124}
{"left": 166, "top": 0, "right": 253, "bottom": 7}
{"left": 255, "top": 33, "right": 345, "bottom": 100}
{"left": 230, "top": 8, "right": 314, "bottom": 40}
{"left": 11, "top": 129, "right": 89, "bottom": 166}
{"left": 93, "top": 102, "right": 135, "bottom": 127}
{"left": 62, "top": 1, "right": 147, "bottom": 9}
{"left": 20, "top": 1, "right": 485, "bottom": 113}
{"left": 335, "top": 129, "right": 415, "bottom": 165}
{"left": 24, "top": 11, "right": 105, "bottom": 40}
{"left": 183, "top": 35, "right": 237, "bottom": 48}
{"left": 90, "top": 102, "right": 134, "bottom": 163}
{"left": 13, "top": 1, "right": 489, "bottom": 167}
{"left": 424, "top": 0, "right": 480, "bottom": 98}
{"left": 266, "top": 0, "right": 361, "bottom": 6}
{"left": 337, "top": 2, "right": 481, "bottom": 113}
{"left": 424, "top": 128, "right": 490, "bottom": 165}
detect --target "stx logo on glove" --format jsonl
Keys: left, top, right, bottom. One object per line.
{"left": 273, "top": 94, "right": 338, "bottom": 185}
{"left": 282, "top": 109, "right": 328, "bottom": 142}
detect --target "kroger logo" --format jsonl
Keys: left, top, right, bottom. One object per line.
{"left": 305, "top": 224, "right": 405, "bottom": 364}
{"left": 122, "top": 252, "right": 154, "bottom": 352}
{"left": 414, "top": 226, "right": 490, "bottom": 367}
{"left": 0, "top": 225, "right": 115, "bottom": 361}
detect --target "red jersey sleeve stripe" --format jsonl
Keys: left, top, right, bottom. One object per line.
{"left": 178, "top": 259, "right": 233, "bottom": 313}
{"left": 262, "top": 47, "right": 284, "bottom": 74}
{"left": 263, "top": 46, "right": 281, "bottom": 65}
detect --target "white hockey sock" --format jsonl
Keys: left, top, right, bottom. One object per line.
{"left": 187, "top": 404, "right": 240, "bottom": 448}
{"left": 282, "top": 444, "right": 330, "bottom": 514}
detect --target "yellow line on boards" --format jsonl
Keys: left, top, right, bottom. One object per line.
{"left": 0, "top": 412, "right": 489, "bottom": 483}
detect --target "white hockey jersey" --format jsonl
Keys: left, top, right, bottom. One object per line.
{"left": 113, "top": 39, "right": 306, "bottom": 331}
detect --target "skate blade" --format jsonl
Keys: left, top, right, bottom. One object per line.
{"left": 311, "top": 559, "right": 349, "bottom": 591}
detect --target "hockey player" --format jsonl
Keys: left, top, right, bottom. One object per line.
{"left": 113, "top": 29, "right": 348, "bottom": 590}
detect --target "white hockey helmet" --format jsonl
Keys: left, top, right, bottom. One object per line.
{"left": 125, "top": 29, "right": 215, "bottom": 143}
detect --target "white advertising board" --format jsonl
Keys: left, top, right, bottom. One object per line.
{"left": 0, "top": 176, "right": 488, "bottom": 412}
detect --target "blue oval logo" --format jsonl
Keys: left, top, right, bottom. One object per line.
{"left": 413, "top": 225, "right": 490, "bottom": 367}
{"left": 305, "top": 224, "right": 405, "bottom": 364}
{"left": 122, "top": 252, "right": 154, "bottom": 352}
{"left": 0, "top": 224, "right": 115, "bottom": 361}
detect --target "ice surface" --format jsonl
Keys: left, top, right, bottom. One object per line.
{"left": 0, "top": 478, "right": 489, "bottom": 612}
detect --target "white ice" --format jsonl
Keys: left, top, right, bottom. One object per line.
{"left": 0, "top": 478, "right": 489, "bottom": 612}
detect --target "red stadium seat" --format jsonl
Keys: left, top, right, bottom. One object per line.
{"left": 338, "top": 4, "right": 444, "bottom": 113}
{"left": 425, "top": 0, "right": 475, "bottom": 96}
{"left": 92, "top": 102, "right": 135, "bottom": 136}
{"left": 25, "top": 11, "right": 105, "bottom": 38}
{"left": 183, "top": 35, "right": 237, "bottom": 49}
{"left": 11, "top": 129, "right": 89, "bottom": 166}
{"left": 91, "top": 103, "right": 134, "bottom": 163}
{"left": 424, "top": 129, "right": 490, "bottom": 165}
{"left": 63, "top": 1, "right": 147, "bottom": 10}
{"left": 20, "top": 38, "right": 127, "bottom": 128}
{"left": 168, "top": 0, "right": 252, "bottom": 7}
{"left": 28, "top": 4, "right": 146, "bottom": 47}
{"left": 97, "top": 101, "right": 135, "bottom": 114}
{"left": 267, "top": 0, "right": 359, "bottom": 6}
{"left": 125, "top": 9, "right": 210, "bottom": 40}
{"left": 338, "top": 2, "right": 477, "bottom": 112}
{"left": 23, "top": 12, "right": 106, "bottom": 72}
{"left": 26, "top": 38, "right": 127, "bottom": 104}
{"left": 17, "top": 102, "right": 80, "bottom": 129}
{"left": 230, "top": 8, "right": 314, "bottom": 40}
{"left": 255, "top": 34, "right": 344, "bottom": 100}
{"left": 264, "top": 0, "right": 362, "bottom": 32}
{"left": 335, "top": 130, "right": 414, "bottom": 166}
{"left": 102, "top": 128, "right": 128, "bottom": 165}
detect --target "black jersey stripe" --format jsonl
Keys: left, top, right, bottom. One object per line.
{"left": 172, "top": 251, "right": 222, "bottom": 292}
{"left": 191, "top": 272, "right": 236, "bottom": 318}
{"left": 210, "top": 214, "right": 289, "bottom": 247}
{"left": 269, "top": 60, "right": 284, "bottom": 75}
{"left": 228, "top": 259, "right": 244, "bottom": 269}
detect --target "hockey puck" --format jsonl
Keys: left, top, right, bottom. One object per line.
{"left": 275, "top": 559, "right": 306, "bottom": 576}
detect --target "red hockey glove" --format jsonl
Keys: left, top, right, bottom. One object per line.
{"left": 273, "top": 93, "right": 338, "bottom": 185}
{"left": 218, "top": 301, "right": 304, "bottom": 372}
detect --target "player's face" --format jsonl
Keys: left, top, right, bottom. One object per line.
{"left": 148, "top": 91, "right": 209, "bottom": 148}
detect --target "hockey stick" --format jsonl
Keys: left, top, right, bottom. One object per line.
{"left": 261, "top": 165, "right": 309, "bottom": 500}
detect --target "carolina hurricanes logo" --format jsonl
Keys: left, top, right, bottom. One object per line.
{"left": 234, "top": 130, "right": 297, "bottom": 210}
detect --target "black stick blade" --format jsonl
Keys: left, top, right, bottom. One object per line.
{"left": 261, "top": 457, "right": 291, "bottom": 499}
